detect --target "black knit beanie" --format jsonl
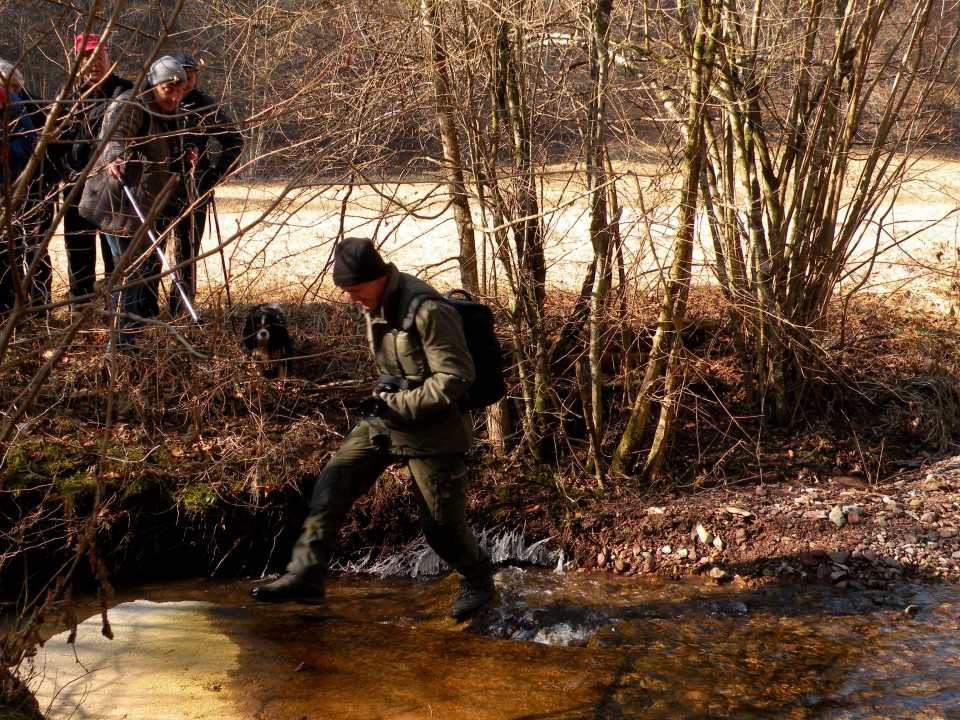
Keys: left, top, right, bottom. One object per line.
{"left": 332, "top": 238, "right": 389, "bottom": 287}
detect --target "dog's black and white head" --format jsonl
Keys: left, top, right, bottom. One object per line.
{"left": 242, "top": 303, "right": 293, "bottom": 379}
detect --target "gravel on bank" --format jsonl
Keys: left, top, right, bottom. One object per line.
{"left": 571, "top": 455, "right": 960, "bottom": 591}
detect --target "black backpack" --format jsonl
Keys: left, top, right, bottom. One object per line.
{"left": 403, "top": 290, "right": 507, "bottom": 411}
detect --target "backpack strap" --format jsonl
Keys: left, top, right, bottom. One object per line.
{"left": 400, "top": 290, "right": 445, "bottom": 332}
{"left": 380, "top": 288, "right": 437, "bottom": 390}
{"left": 400, "top": 289, "right": 474, "bottom": 331}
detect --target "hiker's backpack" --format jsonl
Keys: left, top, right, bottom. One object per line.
{"left": 403, "top": 290, "right": 507, "bottom": 411}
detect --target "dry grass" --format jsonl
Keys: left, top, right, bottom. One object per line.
{"left": 33, "top": 157, "right": 960, "bottom": 322}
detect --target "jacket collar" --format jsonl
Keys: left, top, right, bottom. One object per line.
{"left": 375, "top": 265, "right": 402, "bottom": 324}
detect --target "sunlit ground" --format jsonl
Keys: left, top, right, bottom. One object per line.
{"left": 42, "top": 157, "right": 960, "bottom": 314}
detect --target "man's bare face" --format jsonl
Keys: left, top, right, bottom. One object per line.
{"left": 151, "top": 81, "right": 185, "bottom": 112}
{"left": 341, "top": 275, "right": 388, "bottom": 312}
{"left": 79, "top": 48, "right": 109, "bottom": 86}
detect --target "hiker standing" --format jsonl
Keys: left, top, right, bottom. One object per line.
{"left": 56, "top": 33, "right": 132, "bottom": 304}
{"left": 78, "top": 56, "right": 190, "bottom": 349}
{"left": 165, "top": 52, "right": 243, "bottom": 318}
{"left": 252, "top": 237, "right": 496, "bottom": 622}
{"left": 0, "top": 59, "right": 58, "bottom": 309}
{"left": 0, "top": 83, "right": 37, "bottom": 315}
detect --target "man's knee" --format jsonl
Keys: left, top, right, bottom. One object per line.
{"left": 305, "top": 436, "right": 392, "bottom": 529}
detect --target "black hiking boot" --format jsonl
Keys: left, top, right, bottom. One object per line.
{"left": 450, "top": 575, "right": 495, "bottom": 621}
{"left": 252, "top": 572, "right": 325, "bottom": 604}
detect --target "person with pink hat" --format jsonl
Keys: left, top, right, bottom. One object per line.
{"left": 54, "top": 32, "right": 133, "bottom": 304}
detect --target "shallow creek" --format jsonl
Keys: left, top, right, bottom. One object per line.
{"left": 27, "top": 568, "right": 960, "bottom": 719}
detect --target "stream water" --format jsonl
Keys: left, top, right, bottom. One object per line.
{"left": 26, "top": 567, "right": 960, "bottom": 719}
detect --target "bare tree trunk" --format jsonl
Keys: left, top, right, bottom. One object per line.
{"left": 459, "top": 11, "right": 553, "bottom": 462}
{"left": 583, "top": 0, "right": 615, "bottom": 486}
{"left": 611, "top": 0, "right": 717, "bottom": 478}
{"left": 421, "top": 0, "right": 479, "bottom": 295}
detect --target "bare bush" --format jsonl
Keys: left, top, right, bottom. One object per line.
{"left": 2, "top": 0, "right": 960, "bottom": 710}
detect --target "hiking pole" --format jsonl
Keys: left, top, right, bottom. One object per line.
{"left": 118, "top": 178, "right": 200, "bottom": 324}
{"left": 186, "top": 166, "right": 199, "bottom": 308}
{"left": 210, "top": 195, "right": 232, "bottom": 310}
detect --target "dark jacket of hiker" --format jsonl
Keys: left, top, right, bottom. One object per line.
{"left": 78, "top": 89, "right": 182, "bottom": 237}
{"left": 179, "top": 87, "right": 243, "bottom": 200}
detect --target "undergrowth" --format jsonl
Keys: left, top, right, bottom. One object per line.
{"left": 3, "top": 286, "right": 960, "bottom": 711}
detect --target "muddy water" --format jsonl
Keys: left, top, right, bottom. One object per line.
{"left": 29, "top": 568, "right": 960, "bottom": 719}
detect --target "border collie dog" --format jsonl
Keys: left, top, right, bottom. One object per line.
{"left": 242, "top": 303, "right": 293, "bottom": 379}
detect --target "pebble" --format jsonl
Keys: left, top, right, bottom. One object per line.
{"left": 829, "top": 505, "right": 847, "bottom": 528}
{"left": 708, "top": 567, "right": 731, "bottom": 582}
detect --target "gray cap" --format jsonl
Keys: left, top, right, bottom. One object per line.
{"left": 146, "top": 55, "right": 186, "bottom": 87}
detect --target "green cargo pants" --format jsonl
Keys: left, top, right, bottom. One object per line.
{"left": 287, "top": 423, "right": 491, "bottom": 585}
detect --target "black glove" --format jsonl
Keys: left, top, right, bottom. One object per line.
{"left": 359, "top": 395, "right": 388, "bottom": 419}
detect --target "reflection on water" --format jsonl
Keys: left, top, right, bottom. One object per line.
{"left": 29, "top": 568, "right": 960, "bottom": 719}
